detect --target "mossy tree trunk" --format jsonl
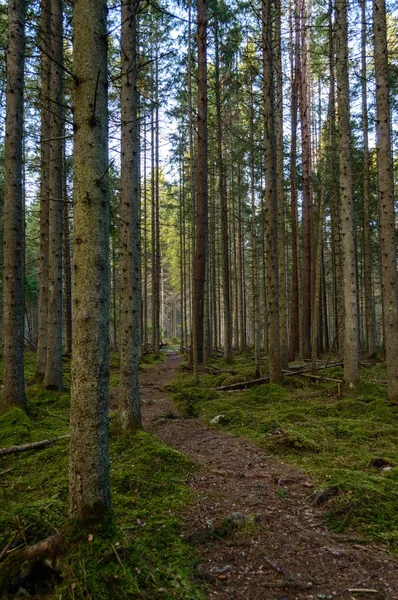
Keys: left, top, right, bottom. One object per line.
{"left": 69, "top": 0, "right": 111, "bottom": 521}
{"left": 3, "top": 0, "right": 27, "bottom": 409}
{"left": 119, "top": 0, "right": 142, "bottom": 432}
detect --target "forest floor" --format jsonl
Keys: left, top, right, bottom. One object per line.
{"left": 139, "top": 352, "right": 398, "bottom": 600}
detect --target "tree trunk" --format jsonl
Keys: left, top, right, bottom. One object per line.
{"left": 274, "top": 0, "right": 288, "bottom": 369}
{"left": 373, "top": 0, "right": 398, "bottom": 400}
{"left": 299, "top": 0, "right": 312, "bottom": 360}
{"left": 214, "top": 24, "right": 231, "bottom": 363}
{"left": 288, "top": 0, "right": 300, "bottom": 362}
{"left": 3, "top": 0, "right": 27, "bottom": 409}
{"left": 44, "top": 0, "right": 63, "bottom": 391}
{"left": 336, "top": 0, "right": 359, "bottom": 385}
{"left": 69, "top": 0, "right": 111, "bottom": 521}
{"left": 361, "top": 0, "right": 375, "bottom": 358}
{"left": 35, "top": 0, "right": 51, "bottom": 382}
{"left": 263, "top": 0, "right": 281, "bottom": 383}
{"left": 62, "top": 145, "right": 72, "bottom": 356}
{"left": 193, "top": 0, "right": 208, "bottom": 372}
{"left": 118, "top": 0, "right": 141, "bottom": 432}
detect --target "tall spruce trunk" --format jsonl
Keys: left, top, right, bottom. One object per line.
{"left": 274, "top": 0, "right": 288, "bottom": 368}
{"left": 3, "top": 0, "right": 27, "bottom": 409}
{"left": 361, "top": 0, "right": 375, "bottom": 357}
{"left": 35, "top": 0, "right": 51, "bottom": 382}
{"left": 214, "top": 24, "right": 231, "bottom": 363}
{"left": 373, "top": 0, "right": 398, "bottom": 399}
{"left": 300, "top": 0, "right": 312, "bottom": 360}
{"left": 44, "top": 0, "right": 63, "bottom": 390}
{"left": 119, "top": 0, "right": 141, "bottom": 431}
{"left": 336, "top": 0, "right": 359, "bottom": 384}
{"left": 263, "top": 0, "right": 281, "bottom": 383}
{"left": 328, "top": 1, "right": 343, "bottom": 354}
{"left": 193, "top": 0, "right": 208, "bottom": 372}
{"left": 62, "top": 152, "right": 72, "bottom": 356}
{"left": 288, "top": 0, "right": 300, "bottom": 362}
{"left": 69, "top": 0, "right": 111, "bottom": 521}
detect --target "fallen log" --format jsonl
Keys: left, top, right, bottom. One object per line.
{"left": 300, "top": 373, "right": 343, "bottom": 383}
{"left": 215, "top": 362, "right": 344, "bottom": 392}
{"left": 0, "top": 435, "right": 70, "bottom": 458}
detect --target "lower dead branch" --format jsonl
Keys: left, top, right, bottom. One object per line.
{"left": 0, "top": 435, "right": 70, "bottom": 457}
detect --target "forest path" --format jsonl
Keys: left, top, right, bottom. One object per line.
{"left": 140, "top": 353, "right": 398, "bottom": 600}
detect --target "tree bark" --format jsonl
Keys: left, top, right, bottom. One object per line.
{"left": 44, "top": 0, "right": 63, "bottom": 390}
{"left": 35, "top": 0, "right": 51, "bottom": 382}
{"left": 299, "top": 0, "right": 313, "bottom": 360}
{"left": 361, "top": 0, "right": 375, "bottom": 358}
{"left": 193, "top": 0, "right": 208, "bottom": 372}
{"left": 263, "top": 0, "right": 281, "bottom": 383}
{"left": 118, "top": 0, "right": 142, "bottom": 432}
{"left": 69, "top": 0, "right": 111, "bottom": 521}
{"left": 3, "top": 0, "right": 27, "bottom": 409}
{"left": 373, "top": 0, "right": 398, "bottom": 399}
{"left": 214, "top": 23, "right": 232, "bottom": 363}
{"left": 336, "top": 0, "right": 359, "bottom": 384}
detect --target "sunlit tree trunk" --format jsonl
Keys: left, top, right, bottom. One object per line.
{"left": 69, "top": 0, "right": 111, "bottom": 520}
{"left": 336, "top": 0, "right": 359, "bottom": 384}
{"left": 373, "top": 0, "right": 398, "bottom": 399}
{"left": 119, "top": 0, "right": 141, "bottom": 431}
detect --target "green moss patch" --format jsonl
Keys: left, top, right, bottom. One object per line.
{"left": 0, "top": 356, "right": 206, "bottom": 600}
{"left": 169, "top": 356, "right": 398, "bottom": 551}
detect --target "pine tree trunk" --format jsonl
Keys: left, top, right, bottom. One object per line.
{"left": 118, "top": 0, "right": 141, "bottom": 431}
{"left": 373, "top": 0, "right": 398, "bottom": 399}
{"left": 44, "top": 0, "right": 63, "bottom": 391}
{"left": 336, "top": 0, "right": 359, "bottom": 385}
{"left": 263, "top": 0, "right": 281, "bottom": 383}
{"left": 328, "top": 1, "right": 343, "bottom": 354}
{"left": 62, "top": 145, "right": 72, "bottom": 356}
{"left": 35, "top": 0, "right": 51, "bottom": 382}
{"left": 300, "top": 0, "right": 312, "bottom": 360}
{"left": 214, "top": 25, "right": 231, "bottom": 363}
{"left": 361, "top": 0, "right": 375, "bottom": 358}
{"left": 288, "top": 0, "right": 300, "bottom": 362}
{"left": 69, "top": 0, "right": 111, "bottom": 521}
{"left": 193, "top": 0, "right": 208, "bottom": 372}
{"left": 3, "top": 0, "right": 27, "bottom": 409}
{"left": 274, "top": 0, "right": 288, "bottom": 369}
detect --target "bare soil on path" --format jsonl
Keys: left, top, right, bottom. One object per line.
{"left": 140, "top": 354, "right": 398, "bottom": 600}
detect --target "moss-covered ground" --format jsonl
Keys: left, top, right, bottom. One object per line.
{"left": 168, "top": 354, "right": 398, "bottom": 551}
{"left": 0, "top": 352, "right": 205, "bottom": 600}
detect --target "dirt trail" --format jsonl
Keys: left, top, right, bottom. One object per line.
{"left": 141, "top": 354, "right": 398, "bottom": 600}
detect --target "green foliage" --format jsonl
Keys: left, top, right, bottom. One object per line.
{"left": 169, "top": 357, "right": 398, "bottom": 551}
{"left": 0, "top": 357, "right": 206, "bottom": 600}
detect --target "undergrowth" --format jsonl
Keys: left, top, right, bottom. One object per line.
{"left": 0, "top": 353, "right": 205, "bottom": 600}
{"left": 169, "top": 353, "right": 398, "bottom": 551}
